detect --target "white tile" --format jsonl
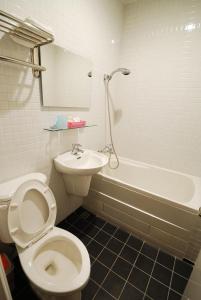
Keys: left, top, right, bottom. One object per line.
{"left": 0, "top": 0, "right": 123, "bottom": 221}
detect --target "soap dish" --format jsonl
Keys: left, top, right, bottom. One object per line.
{"left": 67, "top": 120, "right": 86, "bottom": 129}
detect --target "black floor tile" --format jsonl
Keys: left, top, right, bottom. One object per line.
{"left": 107, "top": 237, "right": 124, "bottom": 254}
{"left": 87, "top": 240, "right": 104, "bottom": 258}
{"left": 102, "top": 223, "right": 117, "bottom": 235}
{"left": 168, "top": 289, "right": 182, "bottom": 300}
{"left": 73, "top": 218, "right": 89, "bottom": 231}
{"left": 120, "top": 245, "right": 138, "bottom": 264}
{"left": 12, "top": 206, "right": 192, "bottom": 300}
{"left": 66, "top": 211, "right": 78, "bottom": 223}
{"left": 141, "top": 242, "right": 158, "bottom": 260}
{"left": 91, "top": 261, "right": 109, "bottom": 284}
{"left": 14, "top": 286, "right": 39, "bottom": 300}
{"left": 183, "top": 258, "right": 194, "bottom": 266}
{"left": 79, "top": 210, "right": 95, "bottom": 222}
{"left": 94, "top": 288, "right": 115, "bottom": 300}
{"left": 103, "top": 271, "right": 125, "bottom": 298}
{"left": 147, "top": 277, "right": 169, "bottom": 300}
{"left": 171, "top": 273, "right": 188, "bottom": 294}
{"left": 12, "top": 257, "right": 29, "bottom": 298}
{"left": 98, "top": 248, "right": 117, "bottom": 268}
{"left": 144, "top": 296, "right": 153, "bottom": 300}
{"left": 157, "top": 250, "right": 175, "bottom": 270}
{"left": 79, "top": 233, "right": 91, "bottom": 246}
{"left": 152, "top": 262, "right": 172, "bottom": 286}
{"left": 114, "top": 228, "right": 129, "bottom": 242}
{"left": 126, "top": 235, "right": 143, "bottom": 251}
{"left": 58, "top": 219, "right": 71, "bottom": 230}
{"left": 128, "top": 267, "right": 149, "bottom": 292}
{"left": 90, "top": 216, "right": 106, "bottom": 228}
{"left": 75, "top": 206, "right": 87, "bottom": 216}
{"left": 68, "top": 226, "right": 81, "bottom": 237}
{"left": 94, "top": 230, "right": 111, "bottom": 245}
{"left": 83, "top": 223, "right": 100, "bottom": 238}
{"left": 90, "top": 256, "right": 95, "bottom": 265}
{"left": 174, "top": 259, "right": 193, "bottom": 279}
{"left": 82, "top": 280, "right": 99, "bottom": 300}
{"left": 120, "top": 283, "right": 144, "bottom": 300}
{"left": 135, "top": 254, "right": 154, "bottom": 275}
{"left": 112, "top": 257, "right": 132, "bottom": 280}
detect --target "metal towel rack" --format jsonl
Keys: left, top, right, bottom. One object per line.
{"left": 0, "top": 10, "right": 54, "bottom": 77}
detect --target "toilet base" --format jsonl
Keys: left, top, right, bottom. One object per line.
{"left": 31, "top": 283, "right": 81, "bottom": 300}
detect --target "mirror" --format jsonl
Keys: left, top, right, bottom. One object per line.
{"left": 40, "top": 44, "right": 93, "bottom": 108}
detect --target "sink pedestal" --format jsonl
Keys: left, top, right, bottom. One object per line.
{"left": 63, "top": 174, "right": 92, "bottom": 197}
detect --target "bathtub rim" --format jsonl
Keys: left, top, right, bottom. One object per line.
{"left": 97, "top": 156, "right": 201, "bottom": 214}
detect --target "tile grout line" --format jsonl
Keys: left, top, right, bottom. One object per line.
{"left": 73, "top": 219, "right": 186, "bottom": 273}
{"left": 88, "top": 224, "right": 119, "bottom": 260}
{"left": 143, "top": 249, "right": 160, "bottom": 300}
{"left": 66, "top": 216, "right": 118, "bottom": 299}
{"left": 90, "top": 278, "right": 116, "bottom": 299}
{"left": 86, "top": 230, "right": 192, "bottom": 281}
{"left": 92, "top": 232, "right": 132, "bottom": 300}
{"left": 66, "top": 213, "right": 189, "bottom": 298}
{"left": 91, "top": 227, "right": 120, "bottom": 299}
{"left": 92, "top": 254, "right": 183, "bottom": 297}
{"left": 70, "top": 217, "right": 192, "bottom": 273}
{"left": 167, "top": 256, "right": 176, "bottom": 299}
{"left": 117, "top": 240, "right": 145, "bottom": 300}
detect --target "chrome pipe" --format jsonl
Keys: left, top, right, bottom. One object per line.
{"left": 0, "top": 24, "right": 43, "bottom": 43}
{"left": 0, "top": 55, "right": 46, "bottom": 71}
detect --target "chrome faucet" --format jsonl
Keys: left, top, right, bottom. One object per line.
{"left": 71, "top": 143, "right": 84, "bottom": 155}
{"left": 99, "top": 144, "right": 113, "bottom": 154}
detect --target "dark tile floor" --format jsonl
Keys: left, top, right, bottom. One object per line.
{"left": 11, "top": 207, "right": 193, "bottom": 300}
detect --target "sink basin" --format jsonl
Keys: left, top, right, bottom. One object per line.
{"left": 54, "top": 150, "right": 108, "bottom": 196}
{"left": 54, "top": 150, "right": 108, "bottom": 176}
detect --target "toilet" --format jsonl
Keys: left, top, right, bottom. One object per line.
{"left": 0, "top": 173, "right": 90, "bottom": 300}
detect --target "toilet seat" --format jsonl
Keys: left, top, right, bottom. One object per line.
{"left": 8, "top": 180, "right": 56, "bottom": 248}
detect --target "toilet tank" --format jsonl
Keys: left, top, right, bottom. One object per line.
{"left": 0, "top": 173, "right": 47, "bottom": 243}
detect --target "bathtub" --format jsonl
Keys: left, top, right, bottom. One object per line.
{"left": 84, "top": 157, "right": 201, "bottom": 262}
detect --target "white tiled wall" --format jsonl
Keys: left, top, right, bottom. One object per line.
{"left": 114, "top": 0, "right": 201, "bottom": 176}
{"left": 0, "top": 0, "right": 123, "bottom": 221}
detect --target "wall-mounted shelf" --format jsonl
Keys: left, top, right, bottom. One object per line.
{"left": 0, "top": 10, "right": 54, "bottom": 77}
{"left": 44, "top": 125, "right": 97, "bottom": 132}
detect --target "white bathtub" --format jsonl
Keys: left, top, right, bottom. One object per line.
{"left": 84, "top": 157, "right": 201, "bottom": 262}
{"left": 100, "top": 158, "right": 201, "bottom": 213}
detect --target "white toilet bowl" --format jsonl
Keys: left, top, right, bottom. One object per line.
{"left": 18, "top": 227, "right": 90, "bottom": 300}
{"left": 0, "top": 174, "right": 90, "bottom": 300}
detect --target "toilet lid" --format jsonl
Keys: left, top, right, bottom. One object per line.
{"left": 8, "top": 180, "right": 57, "bottom": 248}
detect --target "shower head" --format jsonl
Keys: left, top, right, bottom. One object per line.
{"left": 104, "top": 68, "right": 131, "bottom": 81}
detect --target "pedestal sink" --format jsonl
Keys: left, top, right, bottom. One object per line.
{"left": 54, "top": 149, "right": 108, "bottom": 196}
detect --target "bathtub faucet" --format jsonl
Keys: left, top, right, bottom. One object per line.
{"left": 98, "top": 144, "right": 113, "bottom": 154}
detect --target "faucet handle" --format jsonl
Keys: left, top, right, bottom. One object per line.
{"left": 72, "top": 143, "right": 82, "bottom": 147}
{"left": 71, "top": 143, "right": 83, "bottom": 154}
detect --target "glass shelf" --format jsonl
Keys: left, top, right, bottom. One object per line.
{"left": 44, "top": 125, "right": 97, "bottom": 132}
